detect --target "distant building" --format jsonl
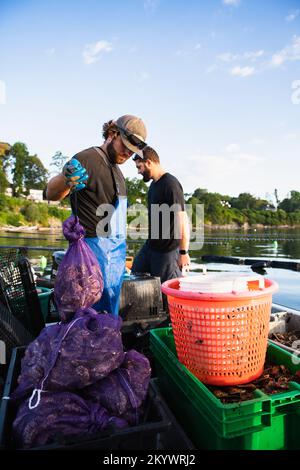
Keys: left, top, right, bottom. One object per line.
{"left": 27, "top": 189, "right": 44, "bottom": 202}
{"left": 264, "top": 204, "right": 276, "bottom": 212}
{"left": 5, "top": 187, "right": 12, "bottom": 197}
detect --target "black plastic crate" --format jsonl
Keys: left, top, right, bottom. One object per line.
{"left": 0, "top": 347, "right": 177, "bottom": 450}
{"left": 119, "top": 274, "right": 165, "bottom": 322}
{"left": 150, "top": 380, "right": 196, "bottom": 450}
{"left": 0, "top": 253, "right": 45, "bottom": 337}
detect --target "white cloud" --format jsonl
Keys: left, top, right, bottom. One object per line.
{"left": 144, "top": 0, "right": 159, "bottom": 13}
{"left": 285, "top": 10, "right": 299, "bottom": 22}
{"left": 83, "top": 40, "right": 113, "bottom": 65}
{"left": 0, "top": 80, "right": 6, "bottom": 105}
{"left": 252, "top": 137, "right": 265, "bottom": 145}
{"left": 270, "top": 35, "right": 300, "bottom": 67}
{"left": 45, "top": 48, "right": 55, "bottom": 56}
{"left": 205, "top": 64, "right": 218, "bottom": 74}
{"left": 283, "top": 132, "right": 300, "bottom": 140}
{"left": 230, "top": 65, "right": 255, "bottom": 77}
{"left": 175, "top": 44, "right": 202, "bottom": 57}
{"left": 135, "top": 71, "right": 150, "bottom": 82}
{"left": 225, "top": 143, "right": 240, "bottom": 153}
{"left": 291, "top": 79, "right": 300, "bottom": 104}
{"left": 218, "top": 50, "right": 264, "bottom": 63}
{"left": 175, "top": 49, "right": 186, "bottom": 57}
{"left": 244, "top": 50, "right": 264, "bottom": 61}
{"left": 217, "top": 52, "right": 239, "bottom": 62}
{"left": 223, "top": 0, "right": 241, "bottom": 6}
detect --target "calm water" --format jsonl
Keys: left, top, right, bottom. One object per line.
{"left": 1, "top": 227, "right": 300, "bottom": 310}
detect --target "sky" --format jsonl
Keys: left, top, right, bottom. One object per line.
{"left": 0, "top": 0, "right": 300, "bottom": 202}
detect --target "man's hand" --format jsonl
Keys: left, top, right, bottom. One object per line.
{"left": 178, "top": 253, "right": 191, "bottom": 269}
{"left": 63, "top": 158, "right": 88, "bottom": 192}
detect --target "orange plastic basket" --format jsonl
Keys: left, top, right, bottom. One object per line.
{"left": 161, "top": 277, "right": 278, "bottom": 386}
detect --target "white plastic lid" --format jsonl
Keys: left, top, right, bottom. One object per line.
{"left": 179, "top": 271, "right": 264, "bottom": 294}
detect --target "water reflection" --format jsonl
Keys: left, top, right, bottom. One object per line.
{"left": 0, "top": 227, "right": 300, "bottom": 310}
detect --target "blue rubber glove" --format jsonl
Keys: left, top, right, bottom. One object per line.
{"left": 63, "top": 158, "right": 88, "bottom": 192}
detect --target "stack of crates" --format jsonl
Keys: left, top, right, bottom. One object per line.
{"left": 150, "top": 327, "right": 300, "bottom": 450}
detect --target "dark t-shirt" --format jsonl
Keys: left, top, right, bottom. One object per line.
{"left": 70, "top": 147, "right": 126, "bottom": 238}
{"left": 148, "top": 173, "right": 185, "bottom": 252}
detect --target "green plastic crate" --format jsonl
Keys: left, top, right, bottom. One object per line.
{"left": 37, "top": 287, "right": 53, "bottom": 320}
{"left": 150, "top": 327, "right": 300, "bottom": 450}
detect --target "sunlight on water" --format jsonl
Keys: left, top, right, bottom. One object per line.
{"left": 0, "top": 227, "right": 300, "bottom": 310}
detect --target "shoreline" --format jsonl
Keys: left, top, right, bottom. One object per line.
{"left": 0, "top": 225, "right": 63, "bottom": 234}
{"left": 0, "top": 223, "right": 299, "bottom": 234}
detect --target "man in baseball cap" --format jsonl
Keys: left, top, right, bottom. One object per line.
{"left": 46, "top": 113, "right": 148, "bottom": 316}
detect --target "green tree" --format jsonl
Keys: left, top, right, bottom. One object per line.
{"left": 23, "top": 155, "right": 48, "bottom": 194}
{"left": 21, "top": 203, "right": 40, "bottom": 222}
{"left": 192, "top": 188, "right": 209, "bottom": 201}
{"left": 9, "top": 142, "right": 28, "bottom": 196}
{"left": 230, "top": 192, "right": 257, "bottom": 210}
{"left": 0, "top": 169, "right": 9, "bottom": 194}
{"left": 254, "top": 198, "right": 274, "bottom": 210}
{"left": 50, "top": 151, "right": 69, "bottom": 174}
{"left": 0, "top": 142, "right": 11, "bottom": 193}
{"left": 125, "top": 177, "right": 148, "bottom": 206}
{"left": 278, "top": 191, "right": 300, "bottom": 213}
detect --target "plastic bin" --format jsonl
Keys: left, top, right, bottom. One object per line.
{"left": 269, "top": 310, "right": 300, "bottom": 355}
{"left": 161, "top": 275, "right": 278, "bottom": 386}
{"left": 150, "top": 327, "right": 300, "bottom": 450}
{"left": 0, "top": 347, "right": 178, "bottom": 450}
{"left": 150, "top": 380, "right": 196, "bottom": 450}
{"left": 37, "top": 287, "right": 53, "bottom": 320}
{"left": 119, "top": 274, "right": 165, "bottom": 323}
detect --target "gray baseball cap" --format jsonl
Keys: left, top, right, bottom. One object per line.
{"left": 115, "top": 115, "right": 147, "bottom": 157}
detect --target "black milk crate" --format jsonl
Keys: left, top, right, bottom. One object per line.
{"left": 0, "top": 347, "right": 176, "bottom": 450}
{"left": 150, "top": 380, "right": 196, "bottom": 450}
{"left": 119, "top": 274, "right": 165, "bottom": 322}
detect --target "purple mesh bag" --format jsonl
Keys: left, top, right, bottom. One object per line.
{"left": 82, "top": 350, "right": 151, "bottom": 425}
{"left": 12, "top": 391, "right": 128, "bottom": 449}
{"left": 12, "top": 309, "right": 125, "bottom": 400}
{"left": 54, "top": 215, "right": 104, "bottom": 322}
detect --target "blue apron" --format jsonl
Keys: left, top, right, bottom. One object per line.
{"left": 85, "top": 148, "right": 127, "bottom": 316}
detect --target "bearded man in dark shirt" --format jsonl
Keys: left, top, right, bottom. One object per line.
{"left": 132, "top": 146, "right": 190, "bottom": 284}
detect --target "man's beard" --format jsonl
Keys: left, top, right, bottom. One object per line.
{"left": 106, "top": 140, "right": 118, "bottom": 164}
{"left": 142, "top": 168, "right": 151, "bottom": 182}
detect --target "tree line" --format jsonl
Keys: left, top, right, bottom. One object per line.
{"left": 126, "top": 180, "right": 300, "bottom": 226}
{"left": 0, "top": 141, "right": 299, "bottom": 227}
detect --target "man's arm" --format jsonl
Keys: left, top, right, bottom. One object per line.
{"left": 177, "top": 210, "right": 191, "bottom": 269}
{"left": 46, "top": 174, "right": 71, "bottom": 201}
{"left": 46, "top": 158, "right": 88, "bottom": 201}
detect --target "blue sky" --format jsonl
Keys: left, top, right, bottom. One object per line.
{"left": 0, "top": 0, "right": 300, "bottom": 201}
